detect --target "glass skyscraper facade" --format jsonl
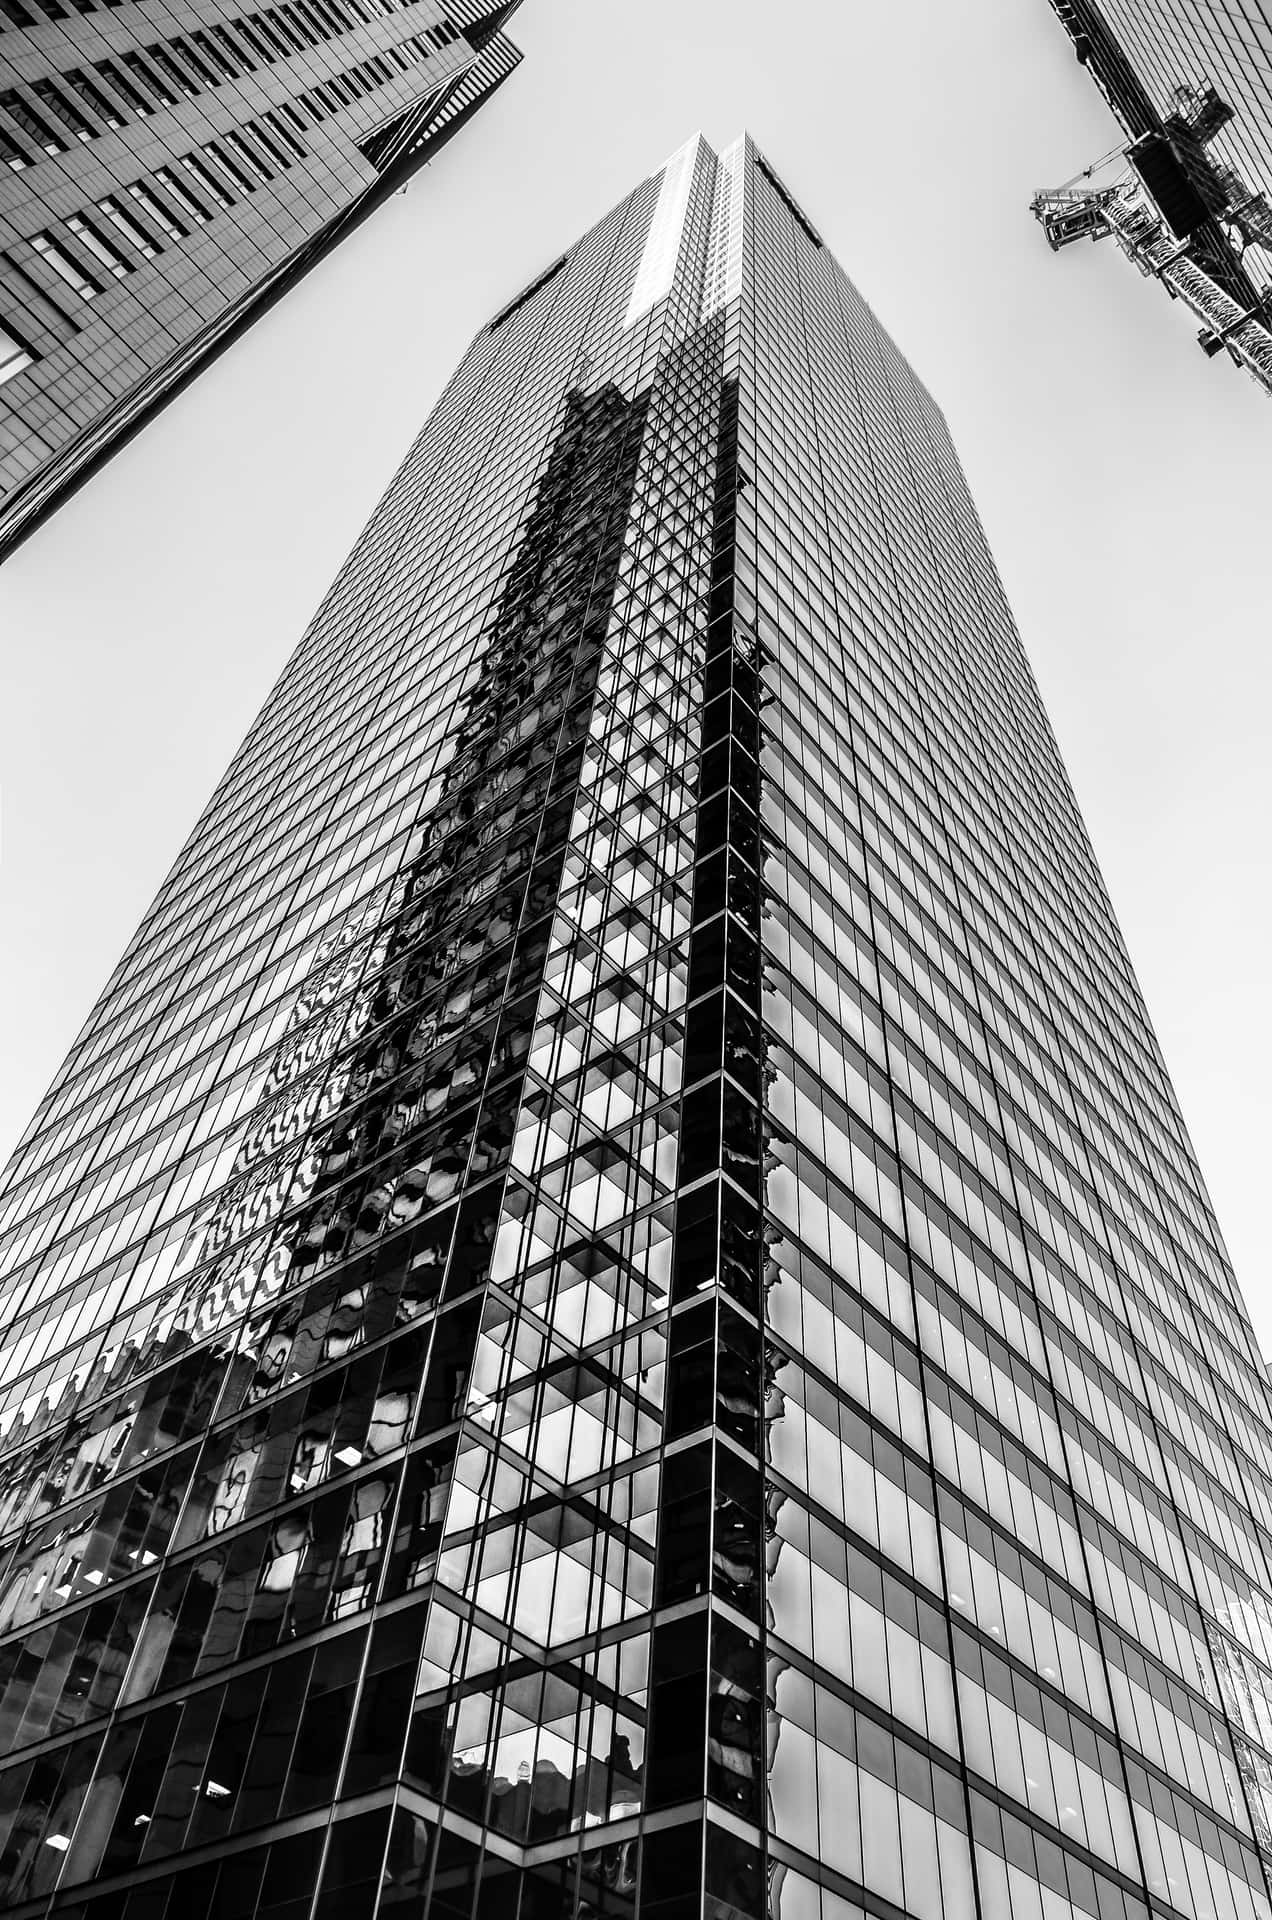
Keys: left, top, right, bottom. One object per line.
{"left": 1, "top": 129, "right": 1272, "bottom": 1920}
{"left": 0, "top": 0, "right": 523, "bottom": 560}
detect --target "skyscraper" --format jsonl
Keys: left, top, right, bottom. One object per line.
{"left": 1033, "top": 1, "right": 1272, "bottom": 392}
{"left": 0, "top": 0, "right": 523, "bottom": 561}
{"left": 0, "top": 127, "right": 1271, "bottom": 1919}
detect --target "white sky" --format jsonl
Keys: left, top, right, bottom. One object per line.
{"left": 1, "top": 1, "right": 1268, "bottom": 1347}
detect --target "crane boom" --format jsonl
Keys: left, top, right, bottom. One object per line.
{"left": 1031, "top": 180, "right": 1272, "bottom": 396}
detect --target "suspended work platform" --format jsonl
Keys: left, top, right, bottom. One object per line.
{"left": 1031, "top": 66, "right": 1272, "bottom": 396}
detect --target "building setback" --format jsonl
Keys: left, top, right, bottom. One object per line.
{"left": 1034, "top": 0, "right": 1272, "bottom": 392}
{"left": 0, "top": 132, "right": 1271, "bottom": 1918}
{"left": 0, "top": 0, "right": 522, "bottom": 560}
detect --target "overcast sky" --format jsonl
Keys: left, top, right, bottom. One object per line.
{"left": 1, "top": 0, "right": 1268, "bottom": 1349}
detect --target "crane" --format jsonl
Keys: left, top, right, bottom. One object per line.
{"left": 1031, "top": 175, "right": 1272, "bottom": 396}
{"left": 1031, "top": 75, "right": 1272, "bottom": 396}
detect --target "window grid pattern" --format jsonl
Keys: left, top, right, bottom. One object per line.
{"left": 0, "top": 0, "right": 524, "bottom": 557}
{"left": 0, "top": 133, "right": 1270, "bottom": 1920}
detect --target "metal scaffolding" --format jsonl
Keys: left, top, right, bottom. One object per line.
{"left": 1031, "top": 177, "right": 1272, "bottom": 396}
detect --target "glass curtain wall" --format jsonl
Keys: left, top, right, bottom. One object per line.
{"left": 0, "top": 131, "right": 1270, "bottom": 1920}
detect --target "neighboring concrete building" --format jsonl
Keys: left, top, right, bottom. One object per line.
{"left": 0, "top": 0, "right": 522, "bottom": 559}
{"left": 1033, "top": 0, "right": 1272, "bottom": 393}
{"left": 1, "top": 132, "right": 1272, "bottom": 1919}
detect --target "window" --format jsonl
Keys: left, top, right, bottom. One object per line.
{"left": 183, "top": 151, "right": 235, "bottom": 207}
{"left": 280, "top": 1, "right": 324, "bottom": 42}
{"left": 264, "top": 110, "right": 306, "bottom": 160}
{"left": 0, "top": 122, "right": 30, "bottom": 172}
{"left": 0, "top": 319, "right": 34, "bottom": 386}
{"left": 310, "top": 0, "right": 348, "bottom": 35}
{"left": 124, "top": 52, "right": 177, "bottom": 108}
{"left": 63, "top": 69, "right": 123, "bottom": 129}
{"left": 171, "top": 35, "right": 222, "bottom": 86}
{"left": 2, "top": 250, "right": 78, "bottom": 328}
{"left": 127, "top": 180, "right": 187, "bottom": 240}
{"left": 31, "top": 232, "right": 102, "bottom": 300}
{"left": 290, "top": 0, "right": 328, "bottom": 38}
{"left": 65, "top": 213, "right": 132, "bottom": 279}
{"left": 0, "top": 90, "right": 67, "bottom": 156}
{"left": 206, "top": 137, "right": 257, "bottom": 192}
{"left": 250, "top": 14, "right": 292, "bottom": 57}
{"left": 233, "top": 20, "right": 276, "bottom": 66}
{"left": 31, "top": 79, "right": 91, "bottom": 143}
{"left": 145, "top": 44, "right": 200, "bottom": 100}
{"left": 274, "top": 101, "right": 310, "bottom": 138}
{"left": 154, "top": 166, "right": 211, "bottom": 224}
{"left": 250, "top": 118, "right": 295, "bottom": 169}
{"left": 96, "top": 58, "right": 155, "bottom": 116}
{"left": 0, "top": 0, "right": 37, "bottom": 26}
{"left": 230, "top": 128, "right": 276, "bottom": 179}
{"left": 213, "top": 24, "right": 254, "bottom": 71}
{"left": 191, "top": 29, "right": 237, "bottom": 78}
{"left": 96, "top": 195, "right": 161, "bottom": 259}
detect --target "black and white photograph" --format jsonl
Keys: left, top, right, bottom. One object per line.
{"left": 0, "top": 4, "right": 1269, "bottom": 1916}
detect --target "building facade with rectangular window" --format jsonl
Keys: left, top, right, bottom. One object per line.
{"left": 1, "top": 132, "right": 1271, "bottom": 1920}
{"left": 0, "top": 0, "right": 522, "bottom": 559}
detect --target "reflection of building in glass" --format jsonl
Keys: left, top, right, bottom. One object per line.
{"left": 1, "top": 130, "right": 1272, "bottom": 1918}
{"left": 1033, "top": 1, "right": 1272, "bottom": 391}
{"left": 0, "top": 0, "right": 524, "bottom": 561}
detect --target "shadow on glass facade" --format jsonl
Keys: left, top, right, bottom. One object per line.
{"left": 1, "top": 128, "right": 1272, "bottom": 1920}
{"left": 0, "top": 0, "right": 523, "bottom": 559}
